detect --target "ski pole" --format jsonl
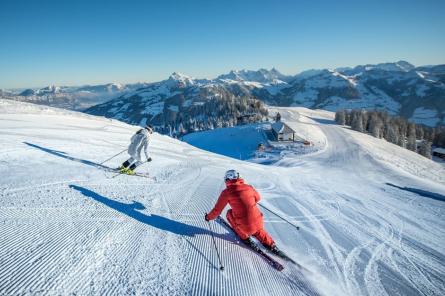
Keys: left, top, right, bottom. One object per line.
{"left": 258, "top": 203, "right": 300, "bottom": 231}
{"left": 100, "top": 148, "right": 127, "bottom": 165}
{"left": 206, "top": 216, "right": 224, "bottom": 271}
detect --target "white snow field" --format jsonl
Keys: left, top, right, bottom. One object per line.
{"left": 1, "top": 99, "right": 445, "bottom": 296}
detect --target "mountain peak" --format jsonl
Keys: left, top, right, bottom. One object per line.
{"left": 217, "top": 68, "right": 289, "bottom": 83}
{"left": 336, "top": 61, "right": 417, "bottom": 76}
{"left": 36, "top": 85, "right": 61, "bottom": 95}
{"left": 169, "top": 72, "right": 192, "bottom": 80}
{"left": 167, "top": 72, "right": 195, "bottom": 87}
{"left": 394, "top": 60, "right": 415, "bottom": 71}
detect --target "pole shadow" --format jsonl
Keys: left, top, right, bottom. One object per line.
{"left": 24, "top": 142, "right": 114, "bottom": 171}
{"left": 386, "top": 183, "right": 445, "bottom": 202}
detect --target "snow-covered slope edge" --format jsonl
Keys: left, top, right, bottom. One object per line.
{"left": 270, "top": 107, "right": 445, "bottom": 184}
{"left": 1, "top": 100, "right": 444, "bottom": 296}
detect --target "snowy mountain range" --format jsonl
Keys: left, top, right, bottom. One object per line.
{"left": 3, "top": 61, "right": 444, "bottom": 127}
{"left": 86, "top": 61, "right": 445, "bottom": 130}
{"left": 216, "top": 68, "right": 292, "bottom": 83}
{"left": 1, "top": 83, "right": 148, "bottom": 111}
{"left": 233, "top": 61, "right": 445, "bottom": 127}
{"left": 270, "top": 62, "right": 445, "bottom": 127}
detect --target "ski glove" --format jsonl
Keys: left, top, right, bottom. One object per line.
{"left": 204, "top": 213, "right": 210, "bottom": 221}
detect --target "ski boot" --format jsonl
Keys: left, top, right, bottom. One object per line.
{"left": 119, "top": 167, "right": 135, "bottom": 175}
{"left": 242, "top": 237, "right": 260, "bottom": 251}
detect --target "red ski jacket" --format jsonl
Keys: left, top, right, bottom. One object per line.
{"left": 207, "top": 178, "right": 264, "bottom": 234}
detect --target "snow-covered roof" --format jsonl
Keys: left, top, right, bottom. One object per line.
{"left": 433, "top": 147, "right": 445, "bottom": 154}
{"left": 272, "top": 121, "right": 294, "bottom": 134}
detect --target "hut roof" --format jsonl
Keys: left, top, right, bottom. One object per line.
{"left": 272, "top": 122, "right": 295, "bottom": 134}
{"left": 433, "top": 147, "right": 445, "bottom": 154}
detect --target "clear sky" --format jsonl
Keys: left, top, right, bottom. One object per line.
{"left": 1, "top": 0, "right": 444, "bottom": 89}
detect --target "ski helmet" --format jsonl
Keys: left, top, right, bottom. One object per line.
{"left": 224, "top": 169, "right": 240, "bottom": 181}
{"left": 145, "top": 124, "right": 154, "bottom": 132}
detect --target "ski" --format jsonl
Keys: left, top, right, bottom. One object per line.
{"left": 103, "top": 167, "right": 154, "bottom": 180}
{"left": 217, "top": 216, "right": 284, "bottom": 271}
{"left": 268, "top": 248, "right": 296, "bottom": 264}
{"left": 266, "top": 248, "right": 311, "bottom": 273}
{"left": 111, "top": 171, "right": 152, "bottom": 179}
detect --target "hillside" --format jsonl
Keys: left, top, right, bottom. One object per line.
{"left": 1, "top": 99, "right": 444, "bottom": 295}
{"left": 86, "top": 73, "right": 268, "bottom": 135}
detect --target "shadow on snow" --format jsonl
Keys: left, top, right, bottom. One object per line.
{"left": 309, "top": 117, "right": 336, "bottom": 125}
{"left": 69, "top": 184, "right": 220, "bottom": 238}
{"left": 69, "top": 184, "right": 235, "bottom": 270}
{"left": 386, "top": 183, "right": 445, "bottom": 202}
{"left": 24, "top": 142, "right": 114, "bottom": 171}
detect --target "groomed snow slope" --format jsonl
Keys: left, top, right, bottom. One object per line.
{"left": 1, "top": 100, "right": 445, "bottom": 296}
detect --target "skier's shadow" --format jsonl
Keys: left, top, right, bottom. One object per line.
{"left": 69, "top": 184, "right": 229, "bottom": 239}
{"left": 24, "top": 142, "right": 112, "bottom": 171}
{"left": 70, "top": 184, "right": 231, "bottom": 270}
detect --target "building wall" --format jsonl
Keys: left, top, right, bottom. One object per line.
{"left": 277, "top": 132, "right": 294, "bottom": 141}
{"left": 433, "top": 152, "right": 445, "bottom": 159}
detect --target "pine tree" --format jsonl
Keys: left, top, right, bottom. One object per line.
{"left": 419, "top": 141, "right": 432, "bottom": 159}
{"left": 351, "top": 110, "right": 364, "bottom": 132}
{"left": 335, "top": 110, "right": 346, "bottom": 125}
{"left": 406, "top": 123, "right": 417, "bottom": 151}
{"left": 368, "top": 113, "right": 383, "bottom": 138}
{"left": 386, "top": 123, "right": 399, "bottom": 145}
{"left": 416, "top": 125, "right": 424, "bottom": 140}
{"left": 361, "top": 110, "right": 369, "bottom": 131}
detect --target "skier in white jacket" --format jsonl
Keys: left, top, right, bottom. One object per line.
{"left": 119, "top": 125, "right": 153, "bottom": 174}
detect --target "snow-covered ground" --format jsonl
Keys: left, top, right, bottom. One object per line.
{"left": 1, "top": 99, "right": 445, "bottom": 295}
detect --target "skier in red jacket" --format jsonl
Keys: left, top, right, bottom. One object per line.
{"left": 205, "top": 170, "right": 278, "bottom": 252}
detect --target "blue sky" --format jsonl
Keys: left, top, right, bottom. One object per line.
{"left": 1, "top": 0, "right": 444, "bottom": 88}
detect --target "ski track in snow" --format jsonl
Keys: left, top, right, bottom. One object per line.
{"left": 0, "top": 101, "right": 444, "bottom": 295}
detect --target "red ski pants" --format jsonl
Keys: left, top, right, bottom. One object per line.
{"left": 226, "top": 209, "right": 275, "bottom": 248}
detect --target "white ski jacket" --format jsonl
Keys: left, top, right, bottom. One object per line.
{"left": 128, "top": 129, "right": 150, "bottom": 161}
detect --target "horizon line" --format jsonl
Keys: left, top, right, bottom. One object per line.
{"left": 2, "top": 59, "right": 442, "bottom": 91}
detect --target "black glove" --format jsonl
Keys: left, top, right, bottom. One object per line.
{"left": 205, "top": 213, "right": 210, "bottom": 221}
{"left": 147, "top": 157, "right": 152, "bottom": 162}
